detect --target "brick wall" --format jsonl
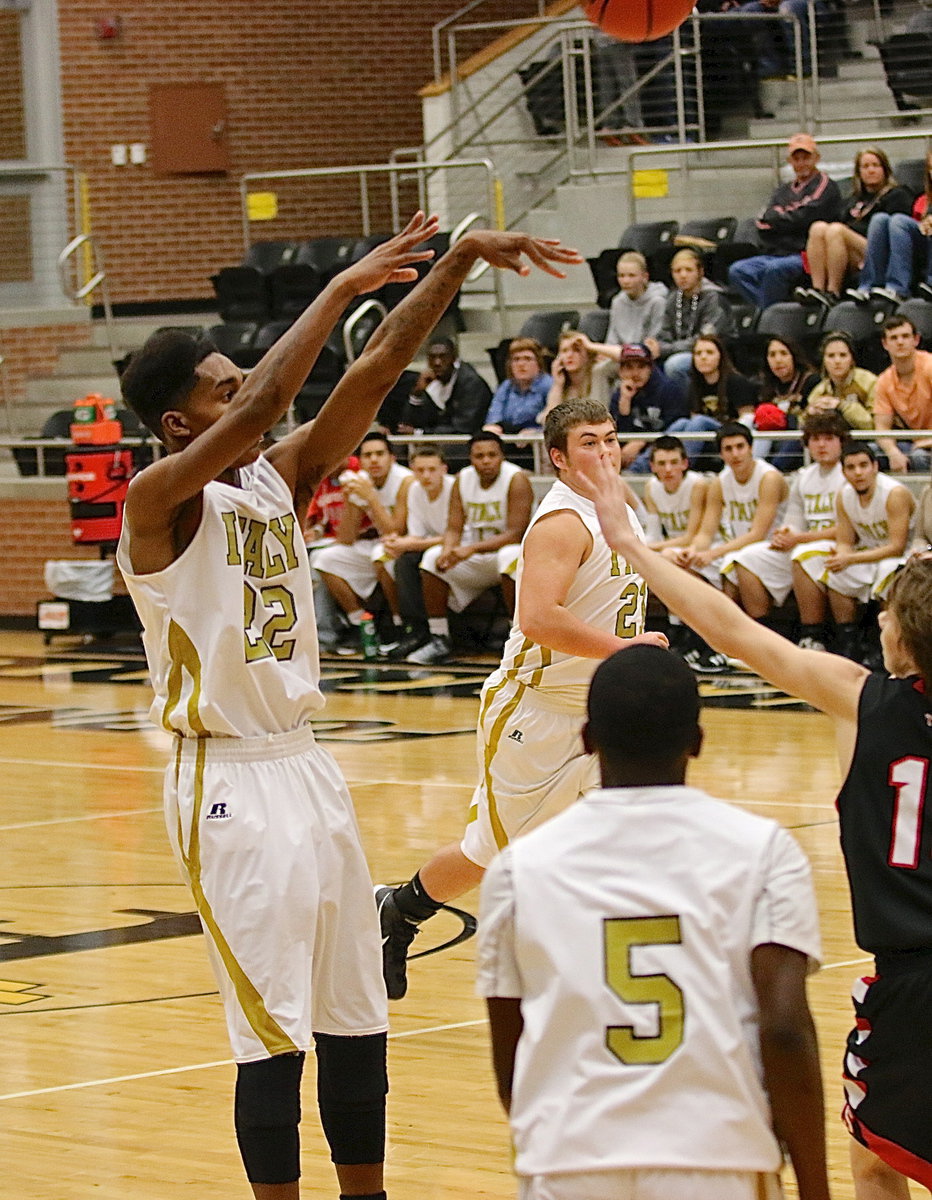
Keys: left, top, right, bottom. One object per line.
{"left": 58, "top": 0, "right": 523, "bottom": 306}
{"left": 0, "top": 486, "right": 104, "bottom": 617}
{"left": 0, "top": 321, "right": 93, "bottom": 407}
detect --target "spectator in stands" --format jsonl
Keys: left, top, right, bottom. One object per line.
{"left": 313, "top": 432, "right": 413, "bottom": 653}
{"left": 411, "top": 432, "right": 534, "bottom": 665}
{"left": 543, "top": 331, "right": 614, "bottom": 416}
{"left": 599, "top": 341, "right": 689, "bottom": 469}
{"left": 483, "top": 337, "right": 552, "bottom": 437}
{"left": 754, "top": 335, "right": 820, "bottom": 469}
{"left": 849, "top": 148, "right": 932, "bottom": 304}
{"left": 729, "top": 133, "right": 842, "bottom": 308}
{"left": 873, "top": 313, "right": 932, "bottom": 472}
{"left": 607, "top": 250, "right": 667, "bottom": 345}
{"left": 646, "top": 247, "right": 735, "bottom": 384}
{"left": 795, "top": 147, "right": 913, "bottom": 308}
{"left": 397, "top": 336, "right": 492, "bottom": 437}
{"left": 665, "top": 334, "right": 759, "bottom": 465}
{"left": 806, "top": 331, "right": 876, "bottom": 429}
{"left": 379, "top": 444, "right": 455, "bottom": 662}
{"left": 730, "top": 412, "right": 845, "bottom": 641}
{"left": 735, "top": 0, "right": 823, "bottom": 79}
{"left": 793, "top": 441, "right": 914, "bottom": 664}
{"left": 592, "top": 30, "right": 643, "bottom": 132}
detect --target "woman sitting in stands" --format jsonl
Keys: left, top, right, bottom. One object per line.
{"left": 482, "top": 337, "right": 552, "bottom": 437}
{"left": 796, "top": 146, "right": 912, "bottom": 308}
{"left": 849, "top": 147, "right": 932, "bottom": 304}
{"left": 645, "top": 248, "right": 734, "bottom": 385}
{"left": 805, "top": 331, "right": 876, "bottom": 429}
{"left": 542, "top": 330, "right": 615, "bottom": 418}
{"left": 665, "top": 334, "right": 759, "bottom": 466}
{"left": 753, "top": 335, "right": 820, "bottom": 471}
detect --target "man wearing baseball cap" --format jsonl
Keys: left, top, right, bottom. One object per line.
{"left": 729, "top": 133, "right": 841, "bottom": 309}
{"left": 595, "top": 341, "right": 689, "bottom": 470}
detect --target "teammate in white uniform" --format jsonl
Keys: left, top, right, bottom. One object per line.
{"left": 478, "top": 645, "right": 827, "bottom": 1200}
{"left": 114, "top": 214, "right": 584, "bottom": 1200}
{"left": 731, "top": 412, "right": 845, "bottom": 646}
{"left": 409, "top": 431, "right": 534, "bottom": 664}
{"left": 378, "top": 399, "right": 668, "bottom": 999}
{"left": 642, "top": 435, "right": 708, "bottom": 557}
{"left": 676, "top": 423, "right": 788, "bottom": 594}
{"left": 794, "top": 442, "right": 914, "bottom": 662}
{"left": 312, "top": 433, "right": 412, "bottom": 643}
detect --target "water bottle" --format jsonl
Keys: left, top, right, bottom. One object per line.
{"left": 359, "top": 611, "right": 379, "bottom": 661}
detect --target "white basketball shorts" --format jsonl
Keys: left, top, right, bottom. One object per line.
{"left": 420, "top": 543, "right": 509, "bottom": 612}
{"left": 166, "top": 725, "right": 387, "bottom": 1063}
{"left": 519, "top": 1168, "right": 782, "bottom": 1200}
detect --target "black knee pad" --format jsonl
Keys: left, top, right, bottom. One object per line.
{"left": 314, "top": 1032, "right": 387, "bottom": 1165}
{"left": 235, "top": 1051, "right": 305, "bottom": 1185}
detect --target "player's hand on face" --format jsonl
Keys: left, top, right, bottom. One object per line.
{"left": 344, "top": 211, "right": 440, "bottom": 292}
{"left": 465, "top": 231, "right": 583, "bottom": 278}
{"left": 566, "top": 456, "right": 637, "bottom": 553}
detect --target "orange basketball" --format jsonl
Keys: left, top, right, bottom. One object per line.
{"left": 583, "top": 0, "right": 695, "bottom": 42}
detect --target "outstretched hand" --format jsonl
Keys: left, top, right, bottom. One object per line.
{"left": 465, "top": 230, "right": 584, "bottom": 278}
{"left": 566, "top": 456, "right": 640, "bottom": 553}
{"left": 344, "top": 211, "right": 441, "bottom": 294}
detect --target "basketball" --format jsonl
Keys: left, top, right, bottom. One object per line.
{"left": 584, "top": 0, "right": 695, "bottom": 42}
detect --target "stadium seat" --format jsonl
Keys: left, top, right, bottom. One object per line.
{"left": 519, "top": 309, "right": 581, "bottom": 354}
{"left": 897, "top": 298, "right": 932, "bottom": 347}
{"left": 879, "top": 33, "right": 932, "bottom": 112}
{"left": 618, "top": 220, "right": 679, "bottom": 257}
{"left": 822, "top": 302, "right": 889, "bottom": 373}
{"left": 578, "top": 309, "right": 610, "bottom": 342}
{"left": 586, "top": 248, "right": 623, "bottom": 309}
{"left": 267, "top": 261, "right": 323, "bottom": 320}
{"left": 757, "top": 302, "right": 826, "bottom": 348}
{"left": 206, "top": 321, "right": 260, "bottom": 367}
{"left": 242, "top": 240, "right": 300, "bottom": 272}
{"left": 210, "top": 265, "right": 270, "bottom": 323}
{"left": 893, "top": 158, "right": 926, "bottom": 201}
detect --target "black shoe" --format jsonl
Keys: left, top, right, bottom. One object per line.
{"left": 793, "top": 286, "right": 817, "bottom": 305}
{"left": 375, "top": 885, "right": 419, "bottom": 1000}
{"left": 334, "top": 627, "right": 360, "bottom": 656}
{"left": 870, "top": 285, "right": 906, "bottom": 305}
{"left": 682, "top": 647, "right": 730, "bottom": 674}
{"left": 386, "top": 630, "right": 430, "bottom": 661}
{"left": 919, "top": 282, "right": 932, "bottom": 302}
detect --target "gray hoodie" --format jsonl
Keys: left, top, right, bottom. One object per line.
{"left": 656, "top": 277, "right": 734, "bottom": 358}
{"left": 607, "top": 279, "right": 668, "bottom": 346}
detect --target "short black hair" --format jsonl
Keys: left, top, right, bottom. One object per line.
{"left": 841, "top": 440, "right": 877, "bottom": 464}
{"left": 716, "top": 421, "right": 752, "bottom": 451}
{"left": 883, "top": 313, "right": 917, "bottom": 336}
{"left": 410, "top": 442, "right": 446, "bottom": 463}
{"left": 587, "top": 646, "right": 700, "bottom": 766}
{"left": 358, "top": 431, "right": 392, "bottom": 454}
{"left": 427, "top": 336, "right": 457, "bottom": 355}
{"left": 469, "top": 431, "right": 505, "bottom": 452}
{"left": 650, "top": 434, "right": 688, "bottom": 459}
{"left": 120, "top": 329, "right": 218, "bottom": 441}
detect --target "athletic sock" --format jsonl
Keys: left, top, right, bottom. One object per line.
{"left": 428, "top": 617, "right": 449, "bottom": 638}
{"left": 799, "top": 623, "right": 824, "bottom": 641}
{"left": 340, "top": 1192, "right": 387, "bottom": 1200}
{"left": 346, "top": 609, "right": 365, "bottom": 627}
{"left": 393, "top": 871, "right": 444, "bottom": 923}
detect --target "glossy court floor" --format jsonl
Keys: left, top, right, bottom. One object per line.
{"left": 0, "top": 631, "right": 905, "bottom": 1198}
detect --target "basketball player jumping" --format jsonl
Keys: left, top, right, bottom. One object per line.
{"left": 116, "top": 213, "right": 583, "bottom": 1200}
{"left": 378, "top": 398, "right": 668, "bottom": 1000}
{"left": 574, "top": 452, "right": 932, "bottom": 1200}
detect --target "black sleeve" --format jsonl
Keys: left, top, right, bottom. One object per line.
{"left": 437, "top": 365, "right": 494, "bottom": 435}
{"left": 726, "top": 373, "right": 760, "bottom": 417}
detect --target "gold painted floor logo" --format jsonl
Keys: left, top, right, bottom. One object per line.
{"left": 0, "top": 979, "right": 49, "bottom": 1006}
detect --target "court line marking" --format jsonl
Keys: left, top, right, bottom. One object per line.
{"left": 819, "top": 956, "right": 872, "bottom": 972}
{"left": 0, "top": 1018, "right": 488, "bottom": 1101}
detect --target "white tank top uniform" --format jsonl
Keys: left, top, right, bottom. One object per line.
{"left": 716, "top": 459, "right": 785, "bottom": 583}
{"left": 733, "top": 460, "right": 842, "bottom": 604}
{"left": 312, "top": 460, "right": 412, "bottom": 590}
{"left": 117, "top": 454, "right": 387, "bottom": 1062}
{"left": 421, "top": 460, "right": 525, "bottom": 611}
{"left": 459, "top": 483, "right": 647, "bottom": 869}
{"left": 477, "top": 785, "right": 821, "bottom": 1187}
{"left": 822, "top": 473, "right": 913, "bottom": 601}
{"left": 644, "top": 471, "right": 703, "bottom": 542}
{"left": 405, "top": 474, "right": 454, "bottom": 539}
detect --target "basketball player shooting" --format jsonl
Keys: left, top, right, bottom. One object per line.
{"left": 116, "top": 214, "right": 583, "bottom": 1200}
{"left": 572, "top": 453, "right": 932, "bottom": 1200}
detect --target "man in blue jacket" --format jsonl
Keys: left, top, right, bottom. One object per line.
{"left": 608, "top": 342, "right": 688, "bottom": 471}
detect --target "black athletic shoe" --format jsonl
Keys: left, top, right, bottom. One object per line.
{"left": 386, "top": 630, "right": 430, "bottom": 662}
{"left": 375, "top": 885, "right": 419, "bottom": 1000}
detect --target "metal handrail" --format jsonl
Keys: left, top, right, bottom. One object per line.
{"left": 343, "top": 299, "right": 387, "bottom": 365}
{"left": 431, "top": 0, "right": 547, "bottom": 82}
{"left": 57, "top": 233, "right": 120, "bottom": 365}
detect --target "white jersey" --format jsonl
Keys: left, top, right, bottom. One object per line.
{"left": 718, "top": 460, "right": 782, "bottom": 542}
{"left": 458, "top": 460, "right": 523, "bottom": 545}
{"left": 117, "top": 454, "right": 323, "bottom": 738}
{"left": 477, "top": 785, "right": 821, "bottom": 1178}
{"left": 644, "top": 471, "right": 703, "bottom": 540}
{"left": 405, "top": 475, "right": 453, "bottom": 539}
{"left": 497, "top": 480, "right": 646, "bottom": 706}
{"left": 785, "top": 460, "right": 842, "bottom": 532}
{"left": 840, "top": 473, "right": 909, "bottom": 549}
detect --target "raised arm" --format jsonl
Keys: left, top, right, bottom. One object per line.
{"left": 568, "top": 456, "right": 867, "bottom": 724}
{"left": 270, "top": 230, "right": 583, "bottom": 512}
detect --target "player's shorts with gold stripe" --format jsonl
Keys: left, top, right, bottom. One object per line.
{"left": 166, "top": 725, "right": 387, "bottom": 1063}
{"left": 794, "top": 542, "right": 905, "bottom": 602}
{"left": 460, "top": 671, "right": 598, "bottom": 869}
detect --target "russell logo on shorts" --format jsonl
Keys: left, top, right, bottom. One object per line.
{"left": 507, "top": 729, "right": 524, "bottom": 743}
{"left": 206, "top": 802, "right": 233, "bottom": 820}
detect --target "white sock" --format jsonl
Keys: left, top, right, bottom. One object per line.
{"left": 346, "top": 609, "right": 365, "bottom": 627}
{"left": 428, "top": 617, "right": 449, "bottom": 638}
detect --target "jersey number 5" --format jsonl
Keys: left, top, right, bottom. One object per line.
{"left": 603, "top": 915, "right": 684, "bottom": 1065}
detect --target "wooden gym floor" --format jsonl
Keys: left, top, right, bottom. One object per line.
{"left": 0, "top": 631, "right": 911, "bottom": 1198}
